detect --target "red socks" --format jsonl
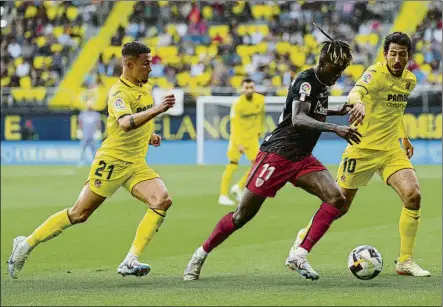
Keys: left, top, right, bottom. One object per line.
{"left": 203, "top": 212, "right": 237, "bottom": 253}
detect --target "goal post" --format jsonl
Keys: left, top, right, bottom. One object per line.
{"left": 196, "top": 95, "right": 348, "bottom": 165}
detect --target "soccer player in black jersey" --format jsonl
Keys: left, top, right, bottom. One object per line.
{"left": 184, "top": 39, "right": 361, "bottom": 281}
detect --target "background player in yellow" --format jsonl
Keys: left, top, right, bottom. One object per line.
{"left": 291, "top": 32, "right": 430, "bottom": 277}
{"left": 8, "top": 41, "right": 177, "bottom": 279}
{"left": 219, "top": 78, "right": 265, "bottom": 206}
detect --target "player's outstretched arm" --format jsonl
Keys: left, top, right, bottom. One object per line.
{"left": 119, "top": 94, "right": 175, "bottom": 132}
{"left": 292, "top": 99, "right": 362, "bottom": 145}
{"left": 327, "top": 104, "right": 353, "bottom": 116}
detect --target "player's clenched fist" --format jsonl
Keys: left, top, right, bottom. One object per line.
{"left": 348, "top": 101, "right": 365, "bottom": 126}
{"left": 149, "top": 133, "right": 161, "bottom": 147}
{"left": 158, "top": 94, "right": 175, "bottom": 112}
{"left": 334, "top": 125, "right": 362, "bottom": 145}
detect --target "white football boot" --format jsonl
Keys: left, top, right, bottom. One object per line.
{"left": 395, "top": 258, "right": 431, "bottom": 277}
{"left": 117, "top": 255, "right": 151, "bottom": 277}
{"left": 8, "top": 236, "right": 32, "bottom": 279}
{"left": 218, "top": 195, "right": 235, "bottom": 206}
{"left": 183, "top": 247, "right": 208, "bottom": 281}
{"left": 285, "top": 246, "right": 319, "bottom": 281}
{"left": 230, "top": 184, "right": 244, "bottom": 202}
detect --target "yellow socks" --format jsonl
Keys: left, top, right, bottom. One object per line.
{"left": 399, "top": 207, "right": 421, "bottom": 262}
{"left": 26, "top": 209, "right": 72, "bottom": 248}
{"left": 220, "top": 162, "right": 238, "bottom": 196}
{"left": 236, "top": 167, "right": 251, "bottom": 189}
{"left": 129, "top": 208, "right": 166, "bottom": 257}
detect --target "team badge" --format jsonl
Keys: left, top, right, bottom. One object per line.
{"left": 405, "top": 82, "right": 411, "bottom": 90}
{"left": 340, "top": 175, "right": 346, "bottom": 182}
{"left": 255, "top": 177, "right": 264, "bottom": 188}
{"left": 114, "top": 98, "right": 125, "bottom": 110}
{"left": 361, "top": 72, "right": 372, "bottom": 84}
{"left": 94, "top": 179, "right": 102, "bottom": 187}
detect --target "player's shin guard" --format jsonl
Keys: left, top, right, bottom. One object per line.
{"left": 220, "top": 163, "right": 238, "bottom": 196}
{"left": 399, "top": 207, "right": 420, "bottom": 262}
{"left": 128, "top": 208, "right": 165, "bottom": 257}
{"left": 202, "top": 212, "right": 237, "bottom": 253}
{"left": 26, "top": 209, "right": 73, "bottom": 248}
{"left": 300, "top": 203, "right": 340, "bottom": 252}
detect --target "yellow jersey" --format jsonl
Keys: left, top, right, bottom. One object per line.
{"left": 348, "top": 62, "right": 417, "bottom": 151}
{"left": 230, "top": 93, "right": 265, "bottom": 144}
{"left": 96, "top": 76, "right": 155, "bottom": 162}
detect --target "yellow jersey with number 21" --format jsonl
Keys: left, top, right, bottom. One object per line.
{"left": 349, "top": 62, "right": 416, "bottom": 151}
{"left": 96, "top": 76, "right": 155, "bottom": 163}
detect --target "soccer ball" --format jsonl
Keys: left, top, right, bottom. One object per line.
{"left": 348, "top": 245, "right": 383, "bottom": 280}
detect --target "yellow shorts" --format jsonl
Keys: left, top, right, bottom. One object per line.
{"left": 87, "top": 155, "right": 160, "bottom": 198}
{"left": 227, "top": 139, "right": 260, "bottom": 163}
{"left": 336, "top": 147, "right": 414, "bottom": 189}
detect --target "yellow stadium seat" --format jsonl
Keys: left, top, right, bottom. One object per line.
{"left": 234, "top": 65, "right": 246, "bottom": 75}
{"left": 56, "top": 6, "right": 65, "bottom": 17}
{"left": 12, "top": 89, "right": 27, "bottom": 101}
{"left": 36, "top": 36, "right": 47, "bottom": 48}
{"left": 15, "top": 1, "right": 24, "bottom": 8}
{"left": 256, "top": 42, "right": 268, "bottom": 54}
{"left": 345, "top": 64, "right": 365, "bottom": 81}
{"left": 66, "top": 6, "right": 79, "bottom": 21}
{"left": 25, "top": 31, "right": 31, "bottom": 38}
{"left": 301, "top": 64, "right": 313, "bottom": 72}
{"left": 232, "top": 1, "right": 245, "bottom": 14}
{"left": 230, "top": 76, "right": 244, "bottom": 88}
{"left": 304, "top": 34, "right": 317, "bottom": 49}
{"left": 330, "top": 86, "right": 343, "bottom": 96}
{"left": 421, "top": 64, "right": 431, "bottom": 74}
{"left": 188, "top": 77, "right": 199, "bottom": 89}
{"left": 51, "top": 44, "right": 63, "bottom": 53}
{"left": 53, "top": 26, "right": 64, "bottom": 38}
{"left": 25, "top": 6, "right": 37, "bottom": 18}
{"left": 176, "top": 72, "right": 190, "bottom": 87}
{"left": 241, "top": 56, "right": 251, "bottom": 65}
{"left": 32, "top": 88, "right": 47, "bottom": 101}
{"left": 209, "top": 25, "right": 229, "bottom": 38}
{"left": 46, "top": 6, "right": 57, "bottom": 20}
{"left": 79, "top": 25, "right": 87, "bottom": 37}
{"left": 45, "top": 57, "right": 53, "bottom": 66}
{"left": 251, "top": 5, "right": 270, "bottom": 19}
{"left": 208, "top": 44, "right": 218, "bottom": 57}
{"left": 437, "top": 74, "right": 442, "bottom": 84}
{"left": 158, "top": 46, "right": 178, "bottom": 58}
{"left": 14, "top": 57, "right": 24, "bottom": 67}
{"left": 159, "top": 1, "right": 168, "bottom": 6}
{"left": 415, "top": 40, "right": 424, "bottom": 51}
{"left": 276, "top": 42, "right": 291, "bottom": 55}
{"left": 167, "top": 56, "right": 181, "bottom": 65}
{"left": 237, "top": 24, "right": 248, "bottom": 36}
{"left": 202, "top": 6, "right": 213, "bottom": 20}
{"left": 145, "top": 36, "right": 159, "bottom": 47}
{"left": 166, "top": 24, "right": 176, "bottom": 35}
{"left": 369, "top": 34, "right": 379, "bottom": 46}
{"left": 33, "top": 56, "right": 45, "bottom": 69}
{"left": 19, "top": 77, "right": 32, "bottom": 89}
{"left": 236, "top": 45, "right": 250, "bottom": 57}
{"left": 195, "top": 45, "right": 207, "bottom": 56}
{"left": 414, "top": 53, "right": 424, "bottom": 65}
{"left": 277, "top": 88, "right": 288, "bottom": 96}
{"left": 272, "top": 75, "right": 282, "bottom": 87}
{"left": 1, "top": 77, "right": 10, "bottom": 87}
{"left": 122, "top": 35, "right": 135, "bottom": 45}
{"left": 197, "top": 71, "right": 212, "bottom": 86}
{"left": 290, "top": 51, "right": 306, "bottom": 67}
{"left": 250, "top": 24, "right": 269, "bottom": 36}
{"left": 101, "top": 76, "right": 119, "bottom": 89}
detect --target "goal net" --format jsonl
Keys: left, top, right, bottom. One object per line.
{"left": 196, "top": 95, "right": 348, "bottom": 165}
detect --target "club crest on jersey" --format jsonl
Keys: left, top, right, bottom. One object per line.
{"left": 94, "top": 179, "right": 102, "bottom": 187}
{"left": 361, "top": 72, "right": 372, "bottom": 84}
{"left": 341, "top": 175, "right": 346, "bottom": 182}
{"left": 114, "top": 98, "right": 125, "bottom": 110}
{"left": 405, "top": 82, "right": 411, "bottom": 90}
{"left": 255, "top": 177, "right": 264, "bottom": 188}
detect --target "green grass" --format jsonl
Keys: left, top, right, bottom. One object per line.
{"left": 1, "top": 165, "right": 442, "bottom": 306}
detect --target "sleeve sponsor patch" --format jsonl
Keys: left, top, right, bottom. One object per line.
{"left": 299, "top": 82, "right": 312, "bottom": 96}
{"left": 114, "top": 98, "right": 126, "bottom": 110}
{"left": 361, "top": 72, "right": 372, "bottom": 84}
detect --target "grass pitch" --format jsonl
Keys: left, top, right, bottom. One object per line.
{"left": 1, "top": 165, "right": 441, "bottom": 306}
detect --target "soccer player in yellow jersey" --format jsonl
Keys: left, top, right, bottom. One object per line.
{"left": 8, "top": 41, "right": 176, "bottom": 279}
{"left": 291, "top": 32, "right": 430, "bottom": 277}
{"left": 219, "top": 78, "right": 265, "bottom": 206}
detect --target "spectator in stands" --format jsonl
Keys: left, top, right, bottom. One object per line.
{"left": 21, "top": 120, "right": 38, "bottom": 141}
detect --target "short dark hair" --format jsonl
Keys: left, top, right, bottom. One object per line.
{"left": 318, "top": 40, "right": 353, "bottom": 67}
{"left": 122, "top": 41, "right": 151, "bottom": 57}
{"left": 383, "top": 32, "right": 412, "bottom": 55}
{"left": 242, "top": 78, "right": 254, "bottom": 84}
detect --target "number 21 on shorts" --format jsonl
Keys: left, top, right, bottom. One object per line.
{"left": 95, "top": 160, "right": 115, "bottom": 180}
{"left": 256, "top": 163, "right": 275, "bottom": 187}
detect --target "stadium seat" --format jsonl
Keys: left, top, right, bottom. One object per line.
{"left": 14, "top": 57, "right": 24, "bottom": 67}
{"left": 232, "top": 1, "right": 245, "bottom": 15}
{"left": 345, "top": 64, "right": 365, "bottom": 81}
{"left": 230, "top": 76, "right": 244, "bottom": 88}
{"left": 51, "top": 44, "right": 63, "bottom": 53}
{"left": 66, "top": 6, "right": 79, "bottom": 21}
{"left": 36, "top": 36, "right": 47, "bottom": 48}
{"left": 197, "top": 71, "right": 212, "bottom": 86}
{"left": 33, "top": 56, "right": 45, "bottom": 69}
{"left": 19, "top": 76, "right": 32, "bottom": 89}
{"left": 176, "top": 72, "right": 190, "bottom": 87}
{"left": 145, "top": 36, "right": 159, "bottom": 47}
{"left": 122, "top": 35, "right": 135, "bottom": 45}
{"left": 103, "top": 46, "right": 121, "bottom": 62}
{"left": 11, "top": 89, "right": 27, "bottom": 101}
{"left": 202, "top": 6, "right": 213, "bottom": 20}
{"left": 46, "top": 6, "right": 57, "bottom": 20}
{"left": 251, "top": 5, "right": 272, "bottom": 20}
{"left": 290, "top": 51, "right": 306, "bottom": 67}
{"left": 53, "top": 26, "right": 64, "bottom": 38}
{"left": 208, "top": 25, "right": 229, "bottom": 38}
{"left": 369, "top": 33, "right": 379, "bottom": 46}
{"left": 158, "top": 46, "right": 178, "bottom": 58}
{"left": 420, "top": 64, "right": 431, "bottom": 74}
{"left": 1, "top": 77, "right": 11, "bottom": 87}
{"left": 414, "top": 53, "right": 424, "bottom": 65}
{"left": 277, "top": 88, "right": 288, "bottom": 96}
{"left": 276, "top": 42, "right": 291, "bottom": 55}
{"left": 101, "top": 76, "right": 119, "bottom": 89}
{"left": 24, "top": 6, "right": 37, "bottom": 18}
{"left": 272, "top": 75, "right": 282, "bottom": 87}
{"left": 234, "top": 65, "right": 246, "bottom": 75}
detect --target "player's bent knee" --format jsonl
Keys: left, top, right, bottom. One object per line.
{"left": 327, "top": 193, "right": 346, "bottom": 209}
{"left": 404, "top": 189, "right": 421, "bottom": 210}
{"left": 232, "top": 211, "right": 250, "bottom": 228}
{"left": 151, "top": 195, "right": 172, "bottom": 211}
{"left": 67, "top": 207, "right": 92, "bottom": 224}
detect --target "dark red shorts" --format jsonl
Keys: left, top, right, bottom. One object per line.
{"left": 246, "top": 151, "right": 327, "bottom": 198}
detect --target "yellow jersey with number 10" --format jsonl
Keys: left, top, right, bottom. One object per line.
{"left": 96, "top": 76, "right": 155, "bottom": 163}
{"left": 349, "top": 62, "right": 417, "bottom": 151}
{"left": 230, "top": 93, "right": 265, "bottom": 144}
